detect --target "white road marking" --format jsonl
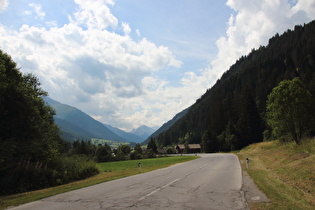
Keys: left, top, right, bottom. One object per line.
{"left": 139, "top": 178, "right": 180, "bottom": 201}
{"left": 199, "top": 163, "right": 208, "bottom": 169}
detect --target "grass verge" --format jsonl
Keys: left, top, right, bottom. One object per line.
{"left": 236, "top": 138, "right": 314, "bottom": 210}
{"left": 0, "top": 156, "right": 198, "bottom": 210}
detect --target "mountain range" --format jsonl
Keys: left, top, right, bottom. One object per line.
{"left": 44, "top": 97, "right": 156, "bottom": 143}
{"left": 152, "top": 20, "right": 315, "bottom": 151}
{"left": 46, "top": 21, "right": 315, "bottom": 150}
{"left": 130, "top": 125, "right": 157, "bottom": 140}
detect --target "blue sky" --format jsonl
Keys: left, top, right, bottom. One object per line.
{"left": 0, "top": 0, "right": 314, "bottom": 131}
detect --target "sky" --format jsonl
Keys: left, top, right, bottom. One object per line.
{"left": 0, "top": 0, "right": 314, "bottom": 131}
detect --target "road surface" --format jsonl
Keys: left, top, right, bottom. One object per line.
{"left": 10, "top": 154, "right": 248, "bottom": 210}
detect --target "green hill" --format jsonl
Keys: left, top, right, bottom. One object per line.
{"left": 44, "top": 97, "right": 128, "bottom": 142}
{"left": 153, "top": 20, "right": 315, "bottom": 151}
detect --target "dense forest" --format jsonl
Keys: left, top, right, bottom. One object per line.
{"left": 153, "top": 20, "right": 315, "bottom": 152}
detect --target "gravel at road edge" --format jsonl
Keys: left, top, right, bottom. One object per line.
{"left": 241, "top": 170, "right": 270, "bottom": 205}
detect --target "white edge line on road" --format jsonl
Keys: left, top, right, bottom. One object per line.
{"left": 199, "top": 163, "right": 208, "bottom": 169}
{"left": 139, "top": 178, "right": 180, "bottom": 201}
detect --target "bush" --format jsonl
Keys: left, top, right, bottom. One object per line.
{"left": 144, "top": 149, "right": 156, "bottom": 158}
{"left": 95, "top": 145, "right": 112, "bottom": 163}
{"left": 130, "top": 150, "right": 143, "bottom": 160}
{"left": 0, "top": 156, "right": 99, "bottom": 195}
{"left": 167, "top": 147, "right": 176, "bottom": 154}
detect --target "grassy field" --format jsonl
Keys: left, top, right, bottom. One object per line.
{"left": 236, "top": 138, "right": 315, "bottom": 210}
{"left": 0, "top": 156, "right": 198, "bottom": 210}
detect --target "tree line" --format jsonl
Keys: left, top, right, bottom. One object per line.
{"left": 67, "top": 139, "right": 159, "bottom": 162}
{"left": 153, "top": 20, "right": 315, "bottom": 151}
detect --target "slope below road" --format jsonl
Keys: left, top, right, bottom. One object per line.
{"left": 10, "top": 154, "right": 253, "bottom": 210}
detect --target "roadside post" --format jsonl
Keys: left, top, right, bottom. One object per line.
{"left": 138, "top": 162, "right": 142, "bottom": 173}
{"left": 246, "top": 158, "right": 250, "bottom": 170}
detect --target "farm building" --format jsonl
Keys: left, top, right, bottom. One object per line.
{"left": 175, "top": 144, "right": 201, "bottom": 154}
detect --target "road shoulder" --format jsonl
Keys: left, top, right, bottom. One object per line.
{"left": 241, "top": 170, "right": 269, "bottom": 204}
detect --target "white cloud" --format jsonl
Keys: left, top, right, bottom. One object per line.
{"left": 128, "top": 0, "right": 315, "bottom": 130}
{"left": 136, "top": 29, "right": 141, "bottom": 37}
{"left": 72, "top": 0, "right": 118, "bottom": 30}
{"left": 0, "top": 0, "right": 8, "bottom": 13}
{"left": 0, "top": 0, "right": 182, "bottom": 130}
{"left": 0, "top": 0, "right": 314, "bottom": 131}
{"left": 183, "top": 0, "right": 315, "bottom": 95}
{"left": 29, "top": 3, "right": 45, "bottom": 19}
{"left": 292, "top": 0, "right": 315, "bottom": 19}
{"left": 122, "top": 22, "right": 131, "bottom": 35}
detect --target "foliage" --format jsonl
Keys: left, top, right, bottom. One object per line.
{"left": 166, "top": 147, "right": 176, "bottom": 154}
{"left": 153, "top": 20, "right": 315, "bottom": 151}
{"left": 134, "top": 143, "right": 143, "bottom": 154}
{"left": 0, "top": 50, "right": 99, "bottom": 195}
{"left": 143, "top": 149, "right": 156, "bottom": 158}
{"left": 68, "top": 140, "right": 96, "bottom": 157}
{"left": 116, "top": 144, "right": 131, "bottom": 156}
{"left": 147, "top": 138, "right": 158, "bottom": 153}
{"left": 266, "top": 78, "right": 315, "bottom": 144}
{"left": 0, "top": 156, "right": 99, "bottom": 195}
{"left": 129, "top": 150, "right": 142, "bottom": 160}
{"left": 130, "top": 143, "right": 143, "bottom": 160}
{"left": 0, "top": 49, "right": 62, "bottom": 173}
{"left": 95, "top": 144, "right": 112, "bottom": 163}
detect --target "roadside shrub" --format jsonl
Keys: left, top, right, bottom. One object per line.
{"left": 0, "top": 156, "right": 99, "bottom": 195}
{"left": 0, "top": 164, "right": 57, "bottom": 195}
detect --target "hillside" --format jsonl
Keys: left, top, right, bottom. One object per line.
{"left": 104, "top": 124, "right": 144, "bottom": 143}
{"left": 44, "top": 97, "right": 128, "bottom": 142}
{"left": 153, "top": 20, "right": 315, "bottom": 151}
{"left": 237, "top": 139, "right": 315, "bottom": 209}
{"left": 143, "top": 107, "right": 189, "bottom": 145}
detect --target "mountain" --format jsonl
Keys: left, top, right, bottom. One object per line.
{"left": 142, "top": 107, "right": 189, "bottom": 145}
{"left": 44, "top": 97, "right": 128, "bottom": 142}
{"left": 130, "top": 125, "right": 156, "bottom": 140}
{"left": 103, "top": 124, "right": 144, "bottom": 143}
{"left": 152, "top": 21, "right": 315, "bottom": 152}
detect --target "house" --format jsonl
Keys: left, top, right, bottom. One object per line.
{"left": 157, "top": 147, "right": 167, "bottom": 154}
{"left": 175, "top": 144, "right": 201, "bottom": 154}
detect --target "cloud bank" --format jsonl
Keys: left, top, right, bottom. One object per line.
{"left": 0, "top": 0, "right": 8, "bottom": 13}
{"left": 0, "top": 0, "right": 314, "bottom": 130}
{"left": 185, "top": 0, "right": 315, "bottom": 94}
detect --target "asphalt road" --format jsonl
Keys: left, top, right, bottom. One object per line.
{"left": 10, "top": 154, "right": 249, "bottom": 210}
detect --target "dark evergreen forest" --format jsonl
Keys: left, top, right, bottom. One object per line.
{"left": 153, "top": 20, "right": 315, "bottom": 152}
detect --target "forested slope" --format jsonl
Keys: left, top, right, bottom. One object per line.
{"left": 143, "top": 107, "right": 189, "bottom": 145}
{"left": 44, "top": 97, "right": 128, "bottom": 142}
{"left": 153, "top": 20, "right": 315, "bottom": 152}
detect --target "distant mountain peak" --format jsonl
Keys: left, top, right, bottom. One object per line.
{"left": 130, "top": 125, "right": 156, "bottom": 140}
